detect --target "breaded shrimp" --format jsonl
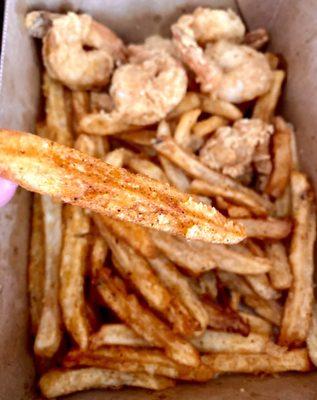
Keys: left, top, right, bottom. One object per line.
{"left": 172, "top": 8, "right": 272, "bottom": 102}
{"left": 199, "top": 119, "right": 273, "bottom": 181}
{"left": 26, "top": 11, "right": 125, "bottom": 90}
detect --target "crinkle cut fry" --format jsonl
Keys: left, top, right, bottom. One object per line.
{"left": 94, "top": 267, "right": 200, "bottom": 367}
{"left": 279, "top": 172, "right": 316, "bottom": 346}
{"left": 153, "top": 136, "right": 272, "bottom": 216}
{"left": 0, "top": 129, "right": 245, "bottom": 244}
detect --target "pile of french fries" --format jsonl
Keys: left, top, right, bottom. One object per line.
{"left": 27, "top": 24, "right": 317, "bottom": 400}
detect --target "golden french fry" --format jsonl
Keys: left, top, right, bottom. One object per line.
{"left": 75, "top": 133, "right": 107, "bottom": 159}
{"left": 72, "top": 91, "right": 90, "bottom": 135}
{"left": 218, "top": 271, "right": 254, "bottom": 296}
{"left": 95, "top": 267, "right": 200, "bottom": 367}
{"left": 104, "top": 147, "right": 131, "bottom": 168}
{"left": 196, "top": 272, "right": 218, "bottom": 299}
{"left": 90, "top": 235, "right": 108, "bottom": 277}
{"left": 274, "top": 184, "right": 291, "bottom": 217}
{"left": 95, "top": 214, "right": 157, "bottom": 259}
{"left": 289, "top": 123, "right": 299, "bottom": 169}
{"left": 80, "top": 112, "right": 138, "bottom": 135}
{"left": 60, "top": 205, "right": 90, "bottom": 349}
{"left": 245, "top": 274, "right": 280, "bottom": 300}
{"left": 265, "top": 241, "right": 292, "bottom": 290}
{"left": 64, "top": 347, "right": 213, "bottom": 382}
{"left": 174, "top": 108, "right": 201, "bottom": 148}
{"left": 97, "top": 226, "right": 171, "bottom": 312}
{"left": 34, "top": 195, "right": 62, "bottom": 357}
{"left": 28, "top": 194, "right": 45, "bottom": 334}
{"left": 239, "top": 312, "right": 273, "bottom": 336}
{"left": 192, "top": 331, "right": 269, "bottom": 353}
{"left": 126, "top": 156, "right": 168, "bottom": 182}
{"left": 230, "top": 291, "right": 241, "bottom": 310}
{"left": 158, "top": 155, "right": 190, "bottom": 192}
{"left": 227, "top": 205, "right": 252, "bottom": 218}
{"left": 235, "top": 218, "right": 292, "bottom": 239}
{"left": 118, "top": 130, "right": 157, "bottom": 146}
{"left": 90, "top": 324, "right": 150, "bottom": 348}
{"left": 43, "top": 73, "right": 73, "bottom": 146}
{"left": 266, "top": 117, "right": 292, "bottom": 197}
{"left": 244, "top": 295, "right": 282, "bottom": 326}
{"left": 307, "top": 304, "right": 317, "bottom": 367}
{"left": 168, "top": 92, "right": 201, "bottom": 119}
{"left": 149, "top": 256, "right": 209, "bottom": 332}
{"left": 279, "top": 172, "right": 316, "bottom": 346}
{"left": 253, "top": 70, "right": 285, "bottom": 122}
{"left": 201, "top": 349, "right": 310, "bottom": 374}
{"left": 265, "top": 52, "right": 279, "bottom": 70}
{"left": 244, "top": 28, "right": 269, "bottom": 50}
{"left": 151, "top": 231, "right": 271, "bottom": 275}
{"left": 0, "top": 130, "right": 245, "bottom": 244}
{"left": 201, "top": 96, "right": 243, "bottom": 120}
{"left": 39, "top": 368, "right": 174, "bottom": 398}
{"left": 193, "top": 115, "right": 228, "bottom": 138}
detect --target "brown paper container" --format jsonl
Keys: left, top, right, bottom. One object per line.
{"left": 0, "top": 0, "right": 316, "bottom": 398}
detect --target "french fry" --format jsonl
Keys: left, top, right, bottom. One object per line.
{"left": 43, "top": 73, "right": 73, "bottom": 146}
{"left": 234, "top": 218, "right": 292, "bottom": 239}
{"left": 201, "top": 96, "right": 243, "bottom": 120}
{"left": 0, "top": 129, "right": 246, "bottom": 244}
{"left": 230, "top": 291, "right": 241, "bottom": 310}
{"left": 75, "top": 133, "right": 107, "bottom": 159}
{"left": 289, "top": 123, "right": 299, "bottom": 169}
{"left": 90, "top": 235, "right": 108, "bottom": 277}
{"left": 97, "top": 226, "right": 170, "bottom": 312}
{"left": 196, "top": 272, "right": 218, "bottom": 299}
{"left": 193, "top": 115, "right": 228, "bottom": 138}
{"left": 34, "top": 195, "right": 62, "bottom": 357}
{"left": 168, "top": 92, "right": 201, "bottom": 119}
{"left": 28, "top": 194, "right": 45, "bottom": 334}
{"left": 266, "top": 117, "right": 292, "bottom": 197}
{"left": 118, "top": 130, "right": 157, "bottom": 146}
{"left": 245, "top": 274, "right": 280, "bottom": 300}
{"left": 218, "top": 271, "right": 254, "bottom": 297}
{"left": 253, "top": 70, "right": 285, "bottom": 122}
{"left": 95, "top": 267, "right": 200, "bottom": 366}
{"left": 265, "top": 241, "right": 292, "bottom": 290}
{"left": 201, "top": 349, "right": 310, "bottom": 374}
{"left": 104, "top": 147, "right": 130, "bottom": 168}
{"left": 60, "top": 205, "right": 90, "bottom": 349}
{"left": 239, "top": 312, "right": 273, "bottom": 336}
{"left": 126, "top": 156, "right": 168, "bottom": 182}
{"left": 192, "top": 331, "right": 269, "bottom": 354}
{"left": 90, "top": 324, "right": 150, "bottom": 348}
{"left": 39, "top": 368, "right": 174, "bottom": 398}
{"left": 307, "top": 304, "right": 317, "bottom": 367}
{"left": 149, "top": 256, "right": 209, "bottom": 332}
{"left": 265, "top": 52, "right": 280, "bottom": 70}
{"left": 95, "top": 214, "right": 157, "bottom": 259}
{"left": 72, "top": 91, "right": 90, "bottom": 135}
{"left": 227, "top": 205, "right": 252, "bottom": 218}
{"left": 279, "top": 172, "right": 316, "bottom": 346}
{"left": 244, "top": 295, "right": 282, "bottom": 326}
{"left": 151, "top": 231, "right": 271, "bottom": 275}
{"left": 157, "top": 119, "right": 172, "bottom": 138}
{"left": 174, "top": 108, "right": 201, "bottom": 148}
{"left": 64, "top": 347, "right": 213, "bottom": 382}
{"left": 79, "top": 112, "right": 139, "bottom": 135}
{"left": 274, "top": 184, "right": 291, "bottom": 217}
{"left": 159, "top": 155, "right": 190, "bottom": 192}
{"left": 244, "top": 28, "right": 269, "bottom": 50}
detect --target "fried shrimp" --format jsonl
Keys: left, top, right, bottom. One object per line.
{"left": 26, "top": 11, "right": 125, "bottom": 90}
{"left": 80, "top": 46, "right": 188, "bottom": 132}
{"left": 199, "top": 119, "right": 273, "bottom": 181}
{"left": 172, "top": 8, "right": 272, "bottom": 102}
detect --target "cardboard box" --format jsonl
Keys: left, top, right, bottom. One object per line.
{"left": 0, "top": 0, "right": 316, "bottom": 398}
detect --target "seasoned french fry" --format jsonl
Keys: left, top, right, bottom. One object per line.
{"left": 201, "top": 349, "right": 310, "bottom": 374}
{"left": 201, "top": 96, "right": 243, "bottom": 120}
{"left": 90, "top": 324, "right": 150, "bottom": 348}
{"left": 265, "top": 241, "right": 292, "bottom": 290}
{"left": 307, "top": 304, "right": 317, "bottom": 367}
{"left": 43, "top": 73, "right": 73, "bottom": 146}
{"left": 244, "top": 28, "right": 269, "bottom": 50}
{"left": 0, "top": 130, "right": 245, "bottom": 244}
{"left": 60, "top": 205, "right": 90, "bottom": 349}
{"left": 235, "top": 218, "right": 292, "bottom": 239}
{"left": 28, "top": 194, "right": 45, "bottom": 334}
{"left": 64, "top": 347, "right": 213, "bottom": 382}
{"left": 39, "top": 368, "right": 174, "bottom": 397}
{"left": 118, "top": 130, "right": 157, "bottom": 146}
{"left": 149, "top": 256, "right": 209, "bottom": 332}
{"left": 193, "top": 115, "right": 228, "bottom": 138}
{"left": 95, "top": 214, "right": 157, "bottom": 259}
{"left": 95, "top": 267, "right": 200, "bottom": 366}
{"left": 239, "top": 312, "right": 273, "bottom": 336}
{"left": 168, "top": 92, "right": 201, "bottom": 119}
{"left": 97, "top": 226, "right": 170, "bottom": 312}
{"left": 266, "top": 117, "right": 292, "bottom": 197}
{"left": 279, "top": 172, "right": 316, "bottom": 346}
{"left": 34, "top": 195, "right": 62, "bottom": 357}
{"left": 192, "top": 331, "right": 269, "bottom": 353}
{"left": 244, "top": 295, "right": 282, "bottom": 326}
{"left": 90, "top": 235, "right": 108, "bottom": 277}
{"left": 174, "top": 108, "right": 201, "bottom": 148}
{"left": 159, "top": 155, "right": 190, "bottom": 192}
{"left": 253, "top": 70, "right": 285, "bottom": 122}
{"left": 151, "top": 231, "right": 271, "bottom": 275}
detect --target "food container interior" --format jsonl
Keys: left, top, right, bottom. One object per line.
{"left": 0, "top": 0, "right": 317, "bottom": 399}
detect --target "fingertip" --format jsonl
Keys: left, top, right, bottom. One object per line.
{"left": 0, "top": 177, "right": 17, "bottom": 207}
